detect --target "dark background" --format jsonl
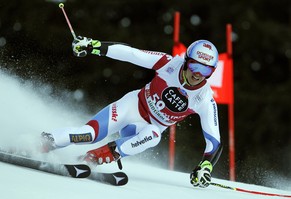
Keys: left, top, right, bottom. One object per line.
{"left": 0, "top": 0, "right": 290, "bottom": 188}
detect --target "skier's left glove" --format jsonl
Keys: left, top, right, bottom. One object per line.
{"left": 72, "top": 36, "right": 101, "bottom": 57}
{"left": 190, "top": 160, "right": 213, "bottom": 188}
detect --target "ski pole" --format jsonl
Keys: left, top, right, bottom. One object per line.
{"left": 210, "top": 182, "right": 291, "bottom": 198}
{"left": 58, "top": 3, "right": 77, "bottom": 39}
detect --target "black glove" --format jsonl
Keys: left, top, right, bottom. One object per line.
{"left": 190, "top": 160, "right": 213, "bottom": 188}
{"left": 72, "top": 36, "right": 101, "bottom": 57}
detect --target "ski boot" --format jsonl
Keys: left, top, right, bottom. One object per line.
{"left": 82, "top": 141, "right": 122, "bottom": 169}
{"left": 40, "top": 132, "right": 57, "bottom": 153}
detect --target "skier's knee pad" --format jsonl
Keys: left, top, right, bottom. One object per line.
{"left": 116, "top": 124, "right": 161, "bottom": 157}
{"left": 138, "top": 124, "right": 161, "bottom": 148}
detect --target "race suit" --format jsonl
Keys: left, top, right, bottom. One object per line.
{"left": 50, "top": 43, "right": 222, "bottom": 165}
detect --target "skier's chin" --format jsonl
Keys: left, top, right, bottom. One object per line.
{"left": 188, "top": 75, "right": 202, "bottom": 86}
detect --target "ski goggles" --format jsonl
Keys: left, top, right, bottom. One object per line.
{"left": 187, "top": 60, "right": 215, "bottom": 77}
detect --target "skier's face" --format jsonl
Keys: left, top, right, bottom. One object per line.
{"left": 185, "top": 67, "right": 205, "bottom": 86}
{"left": 187, "top": 59, "right": 215, "bottom": 77}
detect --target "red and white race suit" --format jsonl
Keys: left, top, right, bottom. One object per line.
{"left": 50, "top": 44, "right": 221, "bottom": 161}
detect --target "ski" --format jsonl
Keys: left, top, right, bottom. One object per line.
{"left": 0, "top": 149, "right": 128, "bottom": 186}
{"left": 89, "top": 171, "right": 128, "bottom": 186}
{"left": 0, "top": 149, "right": 91, "bottom": 178}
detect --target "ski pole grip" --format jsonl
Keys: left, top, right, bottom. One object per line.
{"left": 59, "top": 3, "right": 64, "bottom": 8}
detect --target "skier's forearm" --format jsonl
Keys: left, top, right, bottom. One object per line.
{"left": 103, "top": 42, "right": 166, "bottom": 69}
{"left": 202, "top": 142, "right": 223, "bottom": 166}
{"left": 99, "top": 42, "right": 129, "bottom": 56}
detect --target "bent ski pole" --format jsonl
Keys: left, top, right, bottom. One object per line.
{"left": 210, "top": 182, "right": 291, "bottom": 198}
{"left": 59, "top": 3, "right": 77, "bottom": 39}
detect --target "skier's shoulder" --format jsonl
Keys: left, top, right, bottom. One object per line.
{"left": 154, "top": 55, "right": 184, "bottom": 71}
{"left": 189, "top": 81, "right": 215, "bottom": 107}
{"left": 200, "top": 81, "right": 215, "bottom": 101}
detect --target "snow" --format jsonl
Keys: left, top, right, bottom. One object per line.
{"left": 1, "top": 159, "right": 291, "bottom": 199}
{"left": 0, "top": 69, "right": 290, "bottom": 199}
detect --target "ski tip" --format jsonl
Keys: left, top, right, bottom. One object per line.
{"left": 112, "top": 172, "right": 128, "bottom": 186}
{"left": 89, "top": 171, "right": 128, "bottom": 186}
{"left": 65, "top": 164, "right": 91, "bottom": 178}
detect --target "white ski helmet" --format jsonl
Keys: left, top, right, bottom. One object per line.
{"left": 186, "top": 40, "right": 219, "bottom": 68}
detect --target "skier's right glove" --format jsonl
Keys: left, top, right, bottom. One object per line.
{"left": 72, "top": 36, "right": 101, "bottom": 57}
{"left": 190, "top": 160, "right": 213, "bottom": 188}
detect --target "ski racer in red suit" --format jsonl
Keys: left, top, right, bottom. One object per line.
{"left": 41, "top": 36, "right": 223, "bottom": 188}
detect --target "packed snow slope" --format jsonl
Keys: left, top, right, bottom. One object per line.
{"left": 1, "top": 160, "right": 291, "bottom": 199}
{"left": 0, "top": 70, "right": 290, "bottom": 199}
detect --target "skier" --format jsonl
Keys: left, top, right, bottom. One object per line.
{"left": 41, "top": 36, "right": 223, "bottom": 188}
